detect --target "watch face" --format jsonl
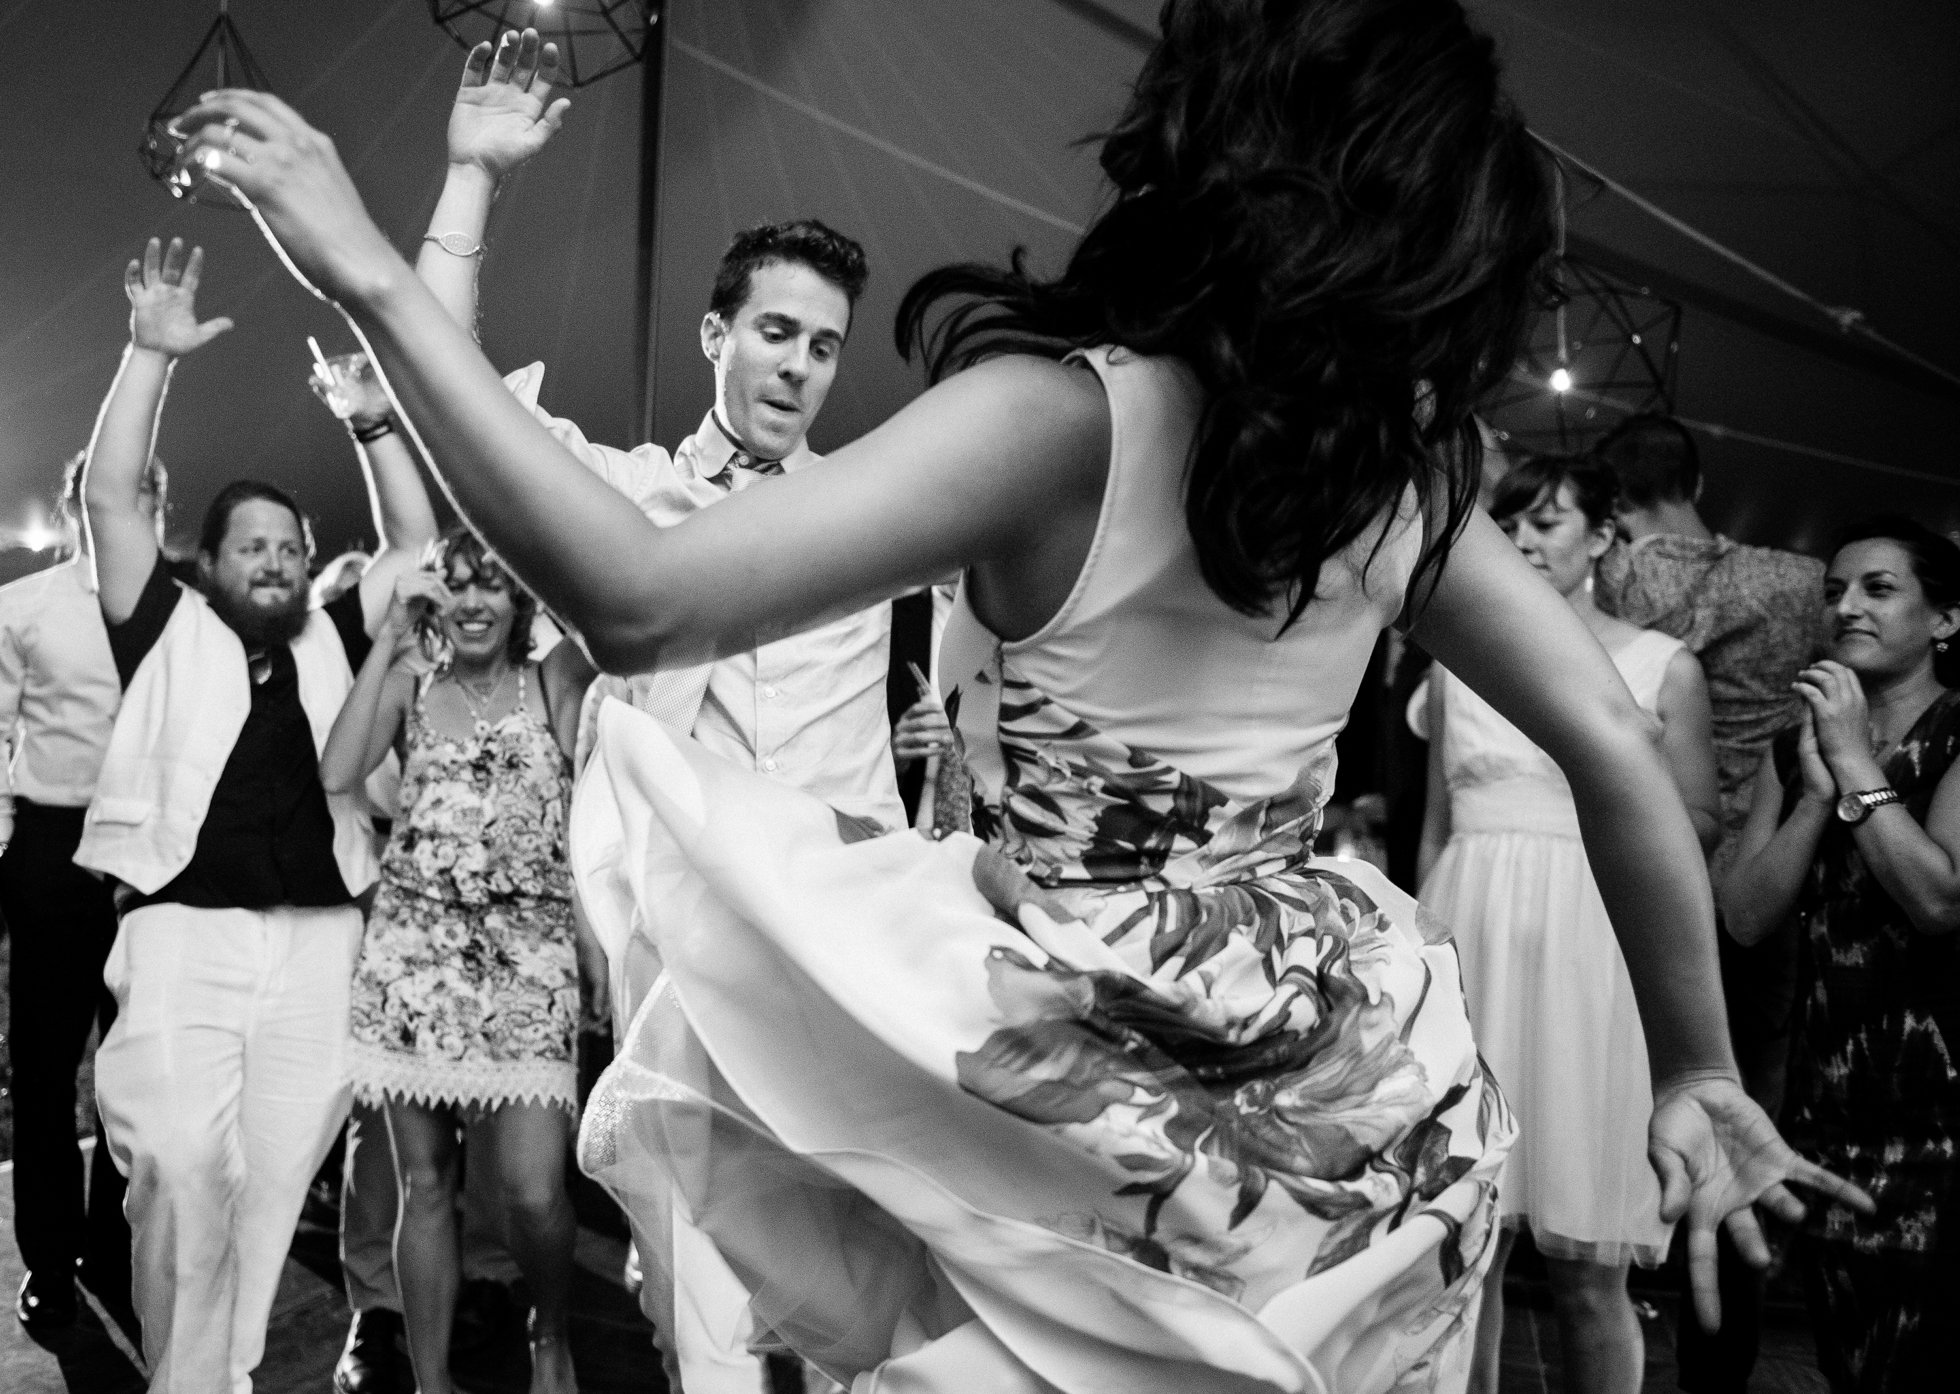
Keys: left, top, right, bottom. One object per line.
{"left": 1837, "top": 793, "right": 1865, "bottom": 822}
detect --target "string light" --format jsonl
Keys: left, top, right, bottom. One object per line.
{"left": 1549, "top": 367, "right": 1573, "bottom": 393}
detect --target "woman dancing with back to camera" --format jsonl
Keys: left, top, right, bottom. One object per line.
{"left": 179, "top": 2, "right": 1866, "bottom": 1388}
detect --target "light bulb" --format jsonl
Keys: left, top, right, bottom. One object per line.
{"left": 20, "top": 522, "right": 55, "bottom": 552}
{"left": 1549, "top": 367, "right": 1573, "bottom": 393}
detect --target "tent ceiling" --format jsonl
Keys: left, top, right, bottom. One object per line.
{"left": 2, "top": 0, "right": 1954, "bottom": 584}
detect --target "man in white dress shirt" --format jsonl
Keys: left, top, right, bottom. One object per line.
{"left": 0, "top": 452, "right": 162, "bottom": 1329}
{"left": 402, "top": 37, "right": 902, "bottom": 1390}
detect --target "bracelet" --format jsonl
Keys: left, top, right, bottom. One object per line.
{"left": 423, "top": 231, "right": 484, "bottom": 257}
{"left": 350, "top": 416, "right": 397, "bottom": 444}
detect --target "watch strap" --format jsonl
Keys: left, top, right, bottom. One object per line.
{"left": 1841, "top": 786, "right": 1902, "bottom": 822}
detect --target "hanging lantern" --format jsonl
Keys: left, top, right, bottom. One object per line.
{"left": 140, "top": 1, "right": 275, "bottom": 207}
{"left": 429, "top": 1, "right": 659, "bottom": 88}
{"left": 1481, "top": 255, "right": 1683, "bottom": 455}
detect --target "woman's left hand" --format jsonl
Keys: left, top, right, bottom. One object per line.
{"left": 1793, "top": 660, "right": 1871, "bottom": 772}
{"left": 172, "top": 91, "right": 403, "bottom": 306}
{"left": 1649, "top": 1073, "right": 1874, "bottom": 1331}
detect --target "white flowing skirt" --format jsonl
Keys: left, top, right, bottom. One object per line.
{"left": 1421, "top": 829, "right": 1671, "bottom": 1268}
{"left": 572, "top": 701, "right": 1517, "bottom": 1392}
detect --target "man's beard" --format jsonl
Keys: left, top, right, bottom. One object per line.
{"left": 205, "top": 577, "right": 309, "bottom": 648}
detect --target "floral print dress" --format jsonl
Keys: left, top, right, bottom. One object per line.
{"left": 347, "top": 666, "right": 579, "bottom": 1114}
{"left": 573, "top": 347, "right": 1511, "bottom": 1394}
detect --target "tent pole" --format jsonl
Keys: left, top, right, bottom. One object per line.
{"left": 636, "top": 1, "right": 671, "bottom": 446}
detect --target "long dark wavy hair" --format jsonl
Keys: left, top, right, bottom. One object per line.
{"left": 897, "top": 0, "right": 1554, "bottom": 623}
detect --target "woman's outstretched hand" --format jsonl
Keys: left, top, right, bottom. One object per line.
{"left": 172, "top": 90, "right": 402, "bottom": 306}
{"left": 449, "top": 29, "right": 570, "bottom": 181}
{"left": 1648, "top": 1073, "right": 1873, "bottom": 1332}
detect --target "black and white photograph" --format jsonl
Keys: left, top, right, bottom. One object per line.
{"left": 0, "top": 3, "right": 1955, "bottom": 1392}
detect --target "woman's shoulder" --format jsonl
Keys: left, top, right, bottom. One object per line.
{"left": 1603, "top": 619, "right": 1682, "bottom": 664}
{"left": 1907, "top": 687, "right": 1960, "bottom": 760}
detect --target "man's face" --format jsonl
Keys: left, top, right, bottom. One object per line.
{"left": 199, "top": 498, "right": 309, "bottom": 644}
{"left": 702, "top": 260, "right": 851, "bottom": 461}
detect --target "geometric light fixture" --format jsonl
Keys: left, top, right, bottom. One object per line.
{"left": 1480, "top": 253, "right": 1683, "bottom": 455}
{"left": 429, "top": 1, "right": 660, "bottom": 87}
{"left": 140, "top": 1, "right": 275, "bottom": 207}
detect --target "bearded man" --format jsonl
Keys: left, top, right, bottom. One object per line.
{"left": 77, "top": 236, "right": 437, "bottom": 1394}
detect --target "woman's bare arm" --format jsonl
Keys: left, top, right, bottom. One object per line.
{"left": 1657, "top": 647, "right": 1721, "bottom": 855}
{"left": 1842, "top": 759, "right": 1960, "bottom": 933}
{"left": 322, "top": 644, "right": 413, "bottom": 795}
{"left": 1719, "top": 752, "right": 1824, "bottom": 946}
{"left": 173, "top": 90, "right": 1109, "bottom": 672}
{"left": 1416, "top": 673, "right": 1450, "bottom": 886}
{"left": 541, "top": 638, "right": 597, "bottom": 763}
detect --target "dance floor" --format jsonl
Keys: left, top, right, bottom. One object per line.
{"left": 0, "top": 944, "right": 1826, "bottom": 1393}
{"left": 0, "top": 1169, "right": 1832, "bottom": 1394}
{"left": 0, "top": 1142, "right": 667, "bottom": 1394}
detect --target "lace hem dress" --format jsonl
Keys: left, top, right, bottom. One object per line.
{"left": 347, "top": 666, "right": 579, "bottom": 1115}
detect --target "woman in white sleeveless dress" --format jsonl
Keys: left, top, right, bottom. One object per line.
{"left": 186, "top": 2, "right": 1868, "bottom": 1389}
{"left": 1419, "top": 456, "right": 1719, "bottom": 1394}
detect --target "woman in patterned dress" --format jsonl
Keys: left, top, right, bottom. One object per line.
{"left": 190, "top": 1, "right": 1867, "bottom": 1388}
{"left": 1721, "top": 516, "right": 1960, "bottom": 1393}
{"left": 322, "top": 528, "right": 596, "bottom": 1394}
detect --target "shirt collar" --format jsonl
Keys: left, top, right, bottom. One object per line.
{"left": 682, "top": 411, "right": 817, "bottom": 481}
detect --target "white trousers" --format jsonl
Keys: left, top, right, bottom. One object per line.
{"left": 95, "top": 901, "right": 363, "bottom": 1394}
{"left": 671, "top": 1202, "right": 771, "bottom": 1393}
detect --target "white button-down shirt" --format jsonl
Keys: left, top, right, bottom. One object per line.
{"left": 505, "top": 364, "right": 903, "bottom": 828}
{"left": 0, "top": 555, "right": 122, "bottom": 842}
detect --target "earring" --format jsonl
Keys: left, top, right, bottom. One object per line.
{"left": 1939, "top": 639, "right": 1951, "bottom": 654}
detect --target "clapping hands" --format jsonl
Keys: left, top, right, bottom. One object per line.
{"left": 448, "top": 29, "right": 570, "bottom": 182}
{"left": 125, "top": 237, "right": 234, "bottom": 358}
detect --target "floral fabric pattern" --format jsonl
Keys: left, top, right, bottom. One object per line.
{"left": 955, "top": 662, "right": 1509, "bottom": 1307}
{"left": 1775, "top": 688, "right": 1960, "bottom": 1255}
{"left": 348, "top": 669, "right": 579, "bottom": 1113}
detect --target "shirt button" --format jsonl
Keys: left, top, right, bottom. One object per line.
{"left": 762, "top": 685, "right": 779, "bottom": 699}
{"left": 762, "top": 758, "right": 778, "bottom": 773}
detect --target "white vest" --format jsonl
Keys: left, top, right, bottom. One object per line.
{"left": 75, "top": 584, "right": 380, "bottom": 899}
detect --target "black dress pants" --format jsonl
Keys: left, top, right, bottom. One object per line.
{"left": 0, "top": 800, "right": 129, "bottom": 1291}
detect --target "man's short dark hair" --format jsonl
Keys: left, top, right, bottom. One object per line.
{"left": 198, "top": 480, "right": 315, "bottom": 562}
{"left": 708, "top": 220, "right": 869, "bottom": 326}
{"left": 1594, "top": 413, "right": 1701, "bottom": 508}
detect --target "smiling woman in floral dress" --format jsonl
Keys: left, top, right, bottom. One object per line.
{"left": 321, "top": 526, "right": 595, "bottom": 1394}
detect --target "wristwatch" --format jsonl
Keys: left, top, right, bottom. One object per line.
{"left": 1836, "top": 787, "right": 1902, "bottom": 824}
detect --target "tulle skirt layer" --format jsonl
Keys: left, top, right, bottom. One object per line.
{"left": 1421, "top": 830, "right": 1671, "bottom": 1268}
{"left": 574, "top": 701, "right": 1515, "bottom": 1392}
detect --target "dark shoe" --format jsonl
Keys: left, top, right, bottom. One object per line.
{"left": 76, "top": 1258, "right": 140, "bottom": 1344}
{"left": 333, "top": 1308, "right": 406, "bottom": 1394}
{"left": 16, "top": 1271, "right": 77, "bottom": 1330}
